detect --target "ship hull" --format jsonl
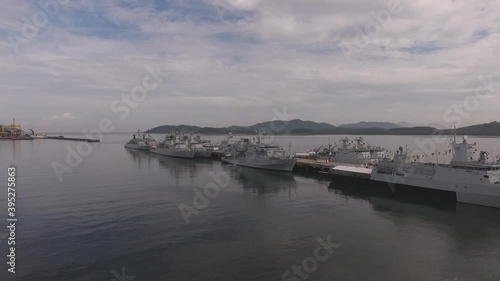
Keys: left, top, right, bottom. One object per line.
{"left": 221, "top": 157, "right": 296, "bottom": 172}
{"left": 456, "top": 192, "right": 500, "bottom": 208}
{"left": 151, "top": 148, "right": 195, "bottom": 159}
{"left": 329, "top": 174, "right": 457, "bottom": 208}
{"left": 194, "top": 150, "right": 212, "bottom": 158}
{"left": 124, "top": 144, "right": 150, "bottom": 151}
{"left": 370, "top": 171, "right": 500, "bottom": 209}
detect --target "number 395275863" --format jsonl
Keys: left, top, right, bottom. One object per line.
{"left": 8, "top": 167, "right": 16, "bottom": 217}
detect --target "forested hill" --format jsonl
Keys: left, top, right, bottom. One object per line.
{"left": 149, "top": 120, "right": 500, "bottom": 136}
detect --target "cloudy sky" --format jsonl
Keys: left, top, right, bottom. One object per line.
{"left": 1, "top": 0, "right": 500, "bottom": 132}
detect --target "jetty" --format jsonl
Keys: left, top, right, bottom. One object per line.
{"left": 208, "top": 151, "right": 372, "bottom": 178}
{"left": 47, "top": 136, "right": 100, "bottom": 143}
{"left": 293, "top": 158, "right": 373, "bottom": 178}
{"left": 329, "top": 165, "right": 372, "bottom": 179}
{"left": 294, "top": 158, "right": 335, "bottom": 173}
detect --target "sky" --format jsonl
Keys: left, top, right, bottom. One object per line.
{"left": 1, "top": 0, "right": 500, "bottom": 132}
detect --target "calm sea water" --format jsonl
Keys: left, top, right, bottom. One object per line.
{"left": 1, "top": 134, "right": 500, "bottom": 281}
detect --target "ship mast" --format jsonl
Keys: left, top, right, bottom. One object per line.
{"left": 453, "top": 126, "right": 456, "bottom": 144}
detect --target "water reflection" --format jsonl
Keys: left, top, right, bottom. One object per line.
{"left": 328, "top": 178, "right": 500, "bottom": 227}
{"left": 125, "top": 148, "right": 153, "bottom": 168}
{"left": 455, "top": 203, "right": 500, "bottom": 223}
{"left": 151, "top": 154, "right": 200, "bottom": 182}
{"left": 370, "top": 196, "right": 500, "bottom": 244}
{"left": 228, "top": 166, "right": 297, "bottom": 194}
{"left": 0, "top": 139, "right": 19, "bottom": 160}
{"left": 328, "top": 179, "right": 457, "bottom": 211}
{"left": 328, "top": 177, "right": 500, "bottom": 265}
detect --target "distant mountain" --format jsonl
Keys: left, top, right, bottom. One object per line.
{"left": 291, "top": 127, "right": 387, "bottom": 135}
{"left": 339, "top": 121, "right": 400, "bottom": 130}
{"left": 424, "top": 122, "right": 446, "bottom": 129}
{"left": 249, "top": 119, "right": 336, "bottom": 133}
{"left": 398, "top": 122, "right": 446, "bottom": 129}
{"left": 149, "top": 124, "right": 200, "bottom": 134}
{"left": 385, "top": 126, "right": 439, "bottom": 135}
{"left": 442, "top": 121, "right": 500, "bottom": 136}
{"left": 149, "top": 119, "right": 336, "bottom": 134}
{"left": 397, "top": 122, "right": 415, "bottom": 128}
{"left": 149, "top": 120, "right": 500, "bottom": 136}
{"left": 149, "top": 124, "right": 246, "bottom": 134}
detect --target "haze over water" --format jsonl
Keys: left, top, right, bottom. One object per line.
{"left": 1, "top": 134, "right": 500, "bottom": 281}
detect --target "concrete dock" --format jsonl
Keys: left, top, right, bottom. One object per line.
{"left": 294, "top": 158, "right": 374, "bottom": 178}
{"left": 294, "top": 158, "right": 336, "bottom": 173}
{"left": 329, "top": 165, "right": 372, "bottom": 179}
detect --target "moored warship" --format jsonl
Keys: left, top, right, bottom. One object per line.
{"left": 370, "top": 135, "right": 500, "bottom": 208}
{"left": 221, "top": 133, "right": 296, "bottom": 172}
{"left": 151, "top": 132, "right": 195, "bottom": 159}
{"left": 125, "top": 130, "right": 158, "bottom": 151}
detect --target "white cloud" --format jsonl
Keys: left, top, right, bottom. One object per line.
{"left": 44, "top": 112, "right": 76, "bottom": 121}
{"left": 1, "top": 0, "right": 500, "bottom": 131}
